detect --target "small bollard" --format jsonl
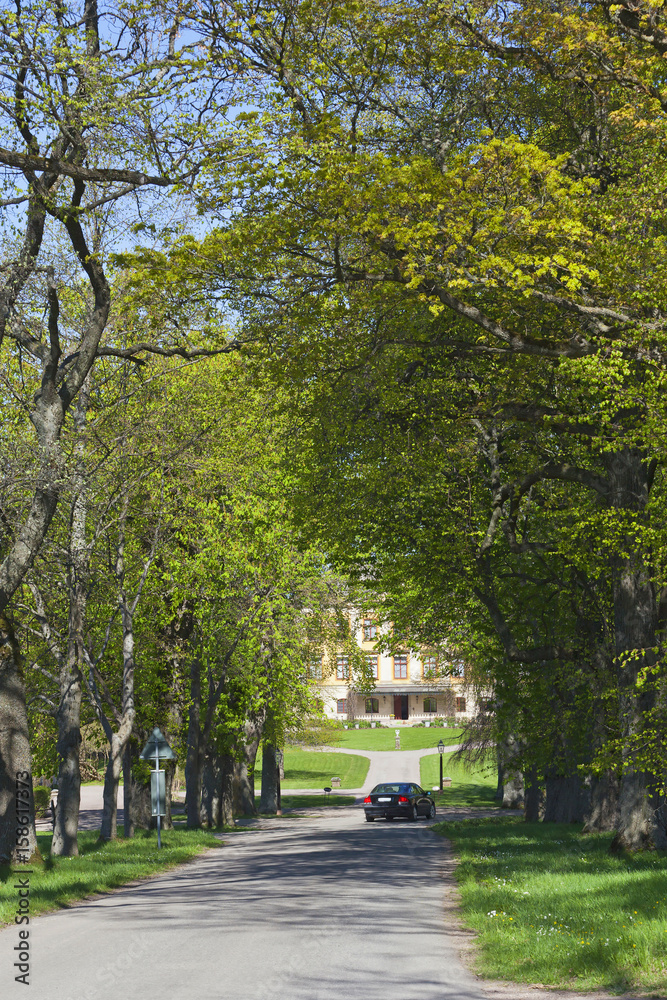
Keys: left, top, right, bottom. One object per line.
{"left": 395, "top": 729, "right": 400, "bottom": 749}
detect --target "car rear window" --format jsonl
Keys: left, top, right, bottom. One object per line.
{"left": 373, "top": 784, "right": 408, "bottom": 793}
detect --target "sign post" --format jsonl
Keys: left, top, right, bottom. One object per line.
{"left": 140, "top": 728, "right": 176, "bottom": 849}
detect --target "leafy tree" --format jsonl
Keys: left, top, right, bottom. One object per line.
{"left": 128, "top": 0, "right": 667, "bottom": 849}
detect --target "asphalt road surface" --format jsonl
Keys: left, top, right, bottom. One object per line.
{"left": 2, "top": 808, "right": 487, "bottom": 1000}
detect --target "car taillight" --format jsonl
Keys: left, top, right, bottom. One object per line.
{"left": 398, "top": 795, "right": 409, "bottom": 803}
{"left": 363, "top": 795, "right": 371, "bottom": 803}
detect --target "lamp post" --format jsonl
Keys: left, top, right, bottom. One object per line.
{"left": 438, "top": 739, "right": 445, "bottom": 792}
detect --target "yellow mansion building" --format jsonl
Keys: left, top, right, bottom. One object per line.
{"left": 311, "top": 615, "right": 484, "bottom": 724}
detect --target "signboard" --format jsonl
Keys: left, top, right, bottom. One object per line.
{"left": 151, "top": 770, "right": 166, "bottom": 818}
{"left": 140, "top": 727, "right": 176, "bottom": 761}
{"left": 140, "top": 727, "right": 176, "bottom": 848}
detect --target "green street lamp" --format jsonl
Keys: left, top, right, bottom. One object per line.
{"left": 438, "top": 739, "right": 445, "bottom": 792}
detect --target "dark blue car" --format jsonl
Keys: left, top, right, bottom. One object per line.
{"left": 363, "top": 782, "right": 436, "bottom": 822}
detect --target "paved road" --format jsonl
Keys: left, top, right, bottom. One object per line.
{"left": 35, "top": 785, "right": 125, "bottom": 834}
{"left": 277, "top": 745, "right": 462, "bottom": 797}
{"left": 2, "top": 808, "right": 487, "bottom": 1000}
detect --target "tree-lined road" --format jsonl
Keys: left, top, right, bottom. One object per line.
{"left": 2, "top": 810, "right": 486, "bottom": 1000}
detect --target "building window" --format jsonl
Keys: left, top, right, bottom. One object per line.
{"left": 422, "top": 655, "right": 437, "bottom": 678}
{"left": 456, "top": 696, "right": 467, "bottom": 713}
{"left": 336, "top": 656, "right": 349, "bottom": 680}
{"left": 366, "top": 654, "right": 379, "bottom": 679}
{"left": 393, "top": 654, "right": 408, "bottom": 679}
{"left": 363, "top": 618, "right": 377, "bottom": 640}
{"left": 309, "top": 657, "right": 323, "bottom": 680}
{"left": 451, "top": 660, "right": 465, "bottom": 678}
{"left": 424, "top": 697, "right": 437, "bottom": 714}
{"left": 337, "top": 699, "right": 347, "bottom": 714}
{"left": 365, "top": 697, "right": 379, "bottom": 714}
{"left": 479, "top": 698, "right": 494, "bottom": 713}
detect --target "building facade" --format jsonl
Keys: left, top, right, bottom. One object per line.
{"left": 311, "top": 614, "right": 483, "bottom": 723}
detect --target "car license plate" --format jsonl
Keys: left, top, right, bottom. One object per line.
{"left": 378, "top": 797, "right": 391, "bottom": 802}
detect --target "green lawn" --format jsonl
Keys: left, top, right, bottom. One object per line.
{"left": 335, "top": 726, "right": 464, "bottom": 751}
{"left": 436, "top": 818, "right": 667, "bottom": 994}
{"left": 255, "top": 749, "right": 369, "bottom": 789}
{"left": 420, "top": 751, "right": 499, "bottom": 809}
{"left": 0, "top": 828, "right": 220, "bottom": 927}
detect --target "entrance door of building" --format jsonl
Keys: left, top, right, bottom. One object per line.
{"left": 394, "top": 694, "right": 409, "bottom": 720}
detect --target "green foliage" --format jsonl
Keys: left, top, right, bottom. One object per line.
{"left": 32, "top": 787, "right": 51, "bottom": 817}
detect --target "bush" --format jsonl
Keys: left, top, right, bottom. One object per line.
{"left": 33, "top": 786, "right": 51, "bottom": 817}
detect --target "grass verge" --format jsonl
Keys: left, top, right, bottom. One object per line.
{"left": 435, "top": 817, "right": 667, "bottom": 994}
{"left": 0, "top": 828, "right": 220, "bottom": 927}
{"left": 254, "top": 749, "right": 369, "bottom": 789}
{"left": 335, "top": 726, "right": 464, "bottom": 751}
{"left": 420, "top": 750, "right": 498, "bottom": 810}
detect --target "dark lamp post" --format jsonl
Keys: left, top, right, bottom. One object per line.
{"left": 438, "top": 739, "right": 445, "bottom": 792}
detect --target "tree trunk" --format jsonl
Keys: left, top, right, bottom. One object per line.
{"left": 607, "top": 449, "right": 662, "bottom": 850}
{"left": 52, "top": 382, "right": 90, "bottom": 856}
{"left": 200, "top": 753, "right": 223, "bottom": 828}
{"left": 495, "top": 749, "right": 504, "bottom": 801}
{"left": 583, "top": 772, "right": 620, "bottom": 832}
{"left": 220, "top": 755, "right": 235, "bottom": 827}
{"left": 0, "top": 617, "right": 38, "bottom": 863}
{"left": 544, "top": 773, "right": 585, "bottom": 823}
{"left": 524, "top": 767, "right": 542, "bottom": 821}
{"left": 259, "top": 743, "right": 278, "bottom": 814}
{"left": 122, "top": 745, "right": 135, "bottom": 839}
{"left": 185, "top": 657, "right": 203, "bottom": 828}
{"left": 100, "top": 733, "right": 124, "bottom": 841}
{"left": 51, "top": 683, "right": 82, "bottom": 856}
{"left": 232, "top": 759, "right": 256, "bottom": 816}
{"left": 502, "top": 770, "right": 524, "bottom": 809}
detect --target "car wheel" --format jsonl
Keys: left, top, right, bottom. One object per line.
{"left": 409, "top": 804, "right": 418, "bottom": 822}
{"left": 386, "top": 815, "right": 394, "bottom": 821}
{"left": 365, "top": 815, "right": 374, "bottom": 822}
{"left": 428, "top": 802, "right": 436, "bottom": 820}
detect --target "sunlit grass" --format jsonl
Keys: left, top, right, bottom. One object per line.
{"left": 420, "top": 750, "right": 498, "bottom": 809}
{"left": 436, "top": 818, "right": 667, "bottom": 993}
{"left": 0, "top": 828, "right": 220, "bottom": 927}
{"left": 254, "top": 749, "right": 369, "bottom": 789}
{"left": 336, "top": 726, "right": 464, "bottom": 751}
